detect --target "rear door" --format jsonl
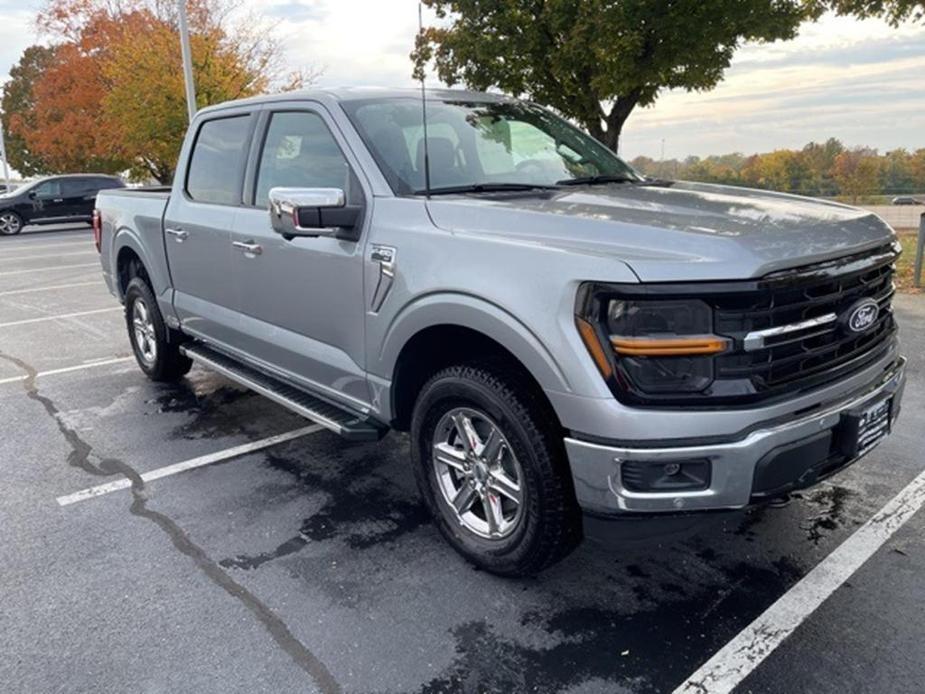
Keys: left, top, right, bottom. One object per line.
{"left": 164, "top": 111, "right": 256, "bottom": 346}
{"left": 228, "top": 105, "right": 371, "bottom": 407}
{"left": 71, "top": 177, "right": 123, "bottom": 219}
{"left": 29, "top": 179, "right": 69, "bottom": 221}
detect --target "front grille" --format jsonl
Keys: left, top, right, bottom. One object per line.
{"left": 712, "top": 243, "right": 898, "bottom": 400}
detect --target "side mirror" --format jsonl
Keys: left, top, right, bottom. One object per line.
{"left": 28, "top": 191, "right": 37, "bottom": 200}
{"left": 268, "top": 187, "right": 362, "bottom": 239}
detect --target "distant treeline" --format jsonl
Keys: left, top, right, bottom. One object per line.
{"left": 629, "top": 139, "right": 925, "bottom": 202}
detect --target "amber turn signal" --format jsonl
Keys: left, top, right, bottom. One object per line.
{"left": 576, "top": 317, "right": 614, "bottom": 378}
{"left": 610, "top": 336, "right": 729, "bottom": 357}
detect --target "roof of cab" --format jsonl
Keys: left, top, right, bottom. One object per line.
{"left": 196, "top": 86, "right": 514, "bottom": 116}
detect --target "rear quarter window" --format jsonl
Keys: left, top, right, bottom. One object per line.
{"left": 186, "top": 115, "right": 252, "bottom": 205}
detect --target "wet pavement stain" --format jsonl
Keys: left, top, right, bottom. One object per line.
{"left": 145, "top": 374, "right": 303, "bottom": 441}
{"left": 411, "top": 555, "right": 806, "bottom": 694}
{"left": 799, "top": 485, "right": 858, "bottom": 545}
{"left": 220, "top": 447, "right": 430, "bottom": 570}
{"left": 0, "top": 350, "right": 343, "bottom": 694}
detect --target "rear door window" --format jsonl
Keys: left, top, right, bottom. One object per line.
{"left": 186, "top": 115, "right": 252, "bottom": 205}
{"left": 61, "top": 179, "right": 89, "bottom": 197}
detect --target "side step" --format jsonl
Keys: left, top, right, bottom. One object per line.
{"left": 181, "top": 343, "right": 386, "bottom": 442}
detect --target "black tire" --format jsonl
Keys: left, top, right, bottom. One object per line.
{"left": 411, "top": 361, "right": 582, "bottom": 576}
{"left": 0, "top": 210, "right": 23, "bottom": 235}
{"left": 124, "top": 277, "right": 192, "bottom": 382}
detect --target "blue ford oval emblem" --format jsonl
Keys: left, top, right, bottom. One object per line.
{"left": 846, "top": 299, "right": 879, "bottom": 333}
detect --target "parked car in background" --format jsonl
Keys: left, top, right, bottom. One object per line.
{"left": 0, "top": 174, "right": 125, "bottom": 235}
{"left": 95, "top": 88, "right": 905, "bottom": 575}
{"left": 891, "top": 196, "right": 922, "bottom": 206}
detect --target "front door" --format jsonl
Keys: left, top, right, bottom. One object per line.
{"left": 30, "top": 179, "right": 71, "bottom": 221}
{"left": 164, "top": 112, "right": 254, "bottom": 346}
{"left": 229, "top": 107, "right": 370, "bottom": 409}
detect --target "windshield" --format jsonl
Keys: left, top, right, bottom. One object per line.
{"left": 341, "top": 97, "right": 641, "bottom": 195}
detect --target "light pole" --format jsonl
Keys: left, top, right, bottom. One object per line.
{"left": 0, "top": 117, "right": 10, "bottom": 191}
{"left": 177, "top": 0, "right": 197, "bottom": 123}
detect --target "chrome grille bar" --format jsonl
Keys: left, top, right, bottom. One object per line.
{"left": 743, "top": 312, "right": 838, "bottom": 352}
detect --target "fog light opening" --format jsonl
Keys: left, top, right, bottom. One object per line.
{"left": 621, "top": 458, "right": 711, "bottom": 493}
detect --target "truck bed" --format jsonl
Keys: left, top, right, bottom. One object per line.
{"left": 96, "top": 187, "right": 172, "bottom": 303}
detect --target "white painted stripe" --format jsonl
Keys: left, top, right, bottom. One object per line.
{"left": 0, "top": 250, "right": 95, "bottom": 262}
{"left": 0, "top": 239, "right": 92, "bottom": 252}
{"left": 0, "top": 357, "right": 134, "bottom": 386}
{"left": 0, "top": 263, "right": 99, "bottom": 277}
{"left": 0, "top": 307, "right": 120, "bottom": 328}
{"left": 674, "top": 470, "right": 925, "bottom": 694}
{"left": 56, "top": 425, "right": 323, "bottom": 506}
{"left": 0, "top": 281, "right": 101, "bottom": 297}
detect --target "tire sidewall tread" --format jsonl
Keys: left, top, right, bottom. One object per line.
{"left": 411, "top": 360, "right": 581, "bottom": 576}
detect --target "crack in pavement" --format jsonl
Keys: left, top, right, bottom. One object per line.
{"left": 1, "top": 351, "right": 341, "bottom": 694}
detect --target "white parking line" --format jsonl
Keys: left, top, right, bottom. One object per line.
{"left": 56, "top": 425, "right": 324, "bottom": 506}
{"left": 0, "top": 239, "right": 92, "bottom": 252}
{"left": 0, "top": 357, "right": 135, "bottom": 386}
{"left": 674, "top": 469, "right": 925, "bottom": 694}
{"left": 0, "top": 263, "right": 99, "bottom": 277}
{"left": 0, "top": 307, "right": 121, "bottom": 328}
{"left": 0, "top": 250, "right": 96, "bottom": 262}
{"left": 0, "top": 281, "right": 101, "bottom": 297}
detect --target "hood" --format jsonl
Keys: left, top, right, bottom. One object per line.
{"left": 424, "top": 181, "right": 895, "bottom": 282}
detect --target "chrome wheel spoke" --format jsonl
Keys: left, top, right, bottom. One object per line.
{"left": 452, "top": 412, "right": 481, "bottom": 454}
{"left": 483, "top": 492, "right": 504, "bottom": 536}
{"left": 451, "top": 482, "right": 478, "bottom": 514}
{"left": 481, "top": 428, "right": 504, "bottom": 464}
{"left": 489, "top": 470, "right": 522, "bottom": 505}
{"left": 433, "top": 442, "right": 467, "bottom": 473}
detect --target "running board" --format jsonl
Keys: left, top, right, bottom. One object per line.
{"left": 181, "top": 343, "right": 385, "bottom": 442}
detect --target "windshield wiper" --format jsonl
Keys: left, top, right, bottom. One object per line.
{"left": 414, "top": 182, "right": 560, "bottom": 196}
{"left": 556, "top": 174, "right": 638, "bottom": 186}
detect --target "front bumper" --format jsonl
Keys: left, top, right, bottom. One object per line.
{"left": 564, "top": 357, "right": 906, "bottom": 514}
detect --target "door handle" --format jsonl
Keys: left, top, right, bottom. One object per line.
{"left": 52, "top": 198, "right": 64, "bottom": 203}
{"left": 232, "top": 240, "right": 263, "bottom": 256}
{"left": 166, "top": 228, "right": 189, "bottom": 242}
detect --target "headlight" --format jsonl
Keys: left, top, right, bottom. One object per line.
{"left": 576, "top": 287, "right": 730, "bottom": 398}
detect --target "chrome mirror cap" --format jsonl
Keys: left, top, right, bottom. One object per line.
{"left": 268, "top": 187, "right": 346, "bottom": 238}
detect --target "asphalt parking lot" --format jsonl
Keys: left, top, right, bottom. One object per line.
{"left": 1, "top": 225, "right": 923, "bottom": 694}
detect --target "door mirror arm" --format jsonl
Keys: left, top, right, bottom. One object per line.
{"left": 268, "top": 187, "right": 362, "bottom": 241}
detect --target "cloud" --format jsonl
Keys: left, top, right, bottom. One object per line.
{"left": 0, "top": 2, "right": 922, "bottom": 166}
{"left": 622, "top": 14, "right": 925, "bottom": 159}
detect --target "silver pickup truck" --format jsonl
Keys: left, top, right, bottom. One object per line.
{"left": 96, "top": 87, "right": 906, "bottom": 575}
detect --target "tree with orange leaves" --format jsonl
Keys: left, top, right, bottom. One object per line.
{"left": 5, "top": 0, "right": 315, "bottom": 182}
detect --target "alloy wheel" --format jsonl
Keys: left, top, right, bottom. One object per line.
{"left": 132, "top": 298, "right": 158, "bottom": 365}
{"left": 432, "top": 407, "right": 525, "bottom": 540}
{"left": 0, "top": 212, "right": 22, "bottom": 235}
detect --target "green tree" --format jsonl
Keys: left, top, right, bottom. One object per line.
{"left": 0, "top": 45, "right": 58, "bottom": 176}
{"left": 807, "top": 0, "right": 925, "bottom": 25}
{"left": 832, "top": 148, "right": 882, "bottom": 203}
{"left": 801, "top": 138, "right": 843, "bottom": 196}
{"left": 909, "top": 149, "right": 925, "bottom": 191}
{"left": 412, "top": 0, "right": 808, "bottom": 152}
{"left": 881, "top": 148, "right": 914, "bottom": 193}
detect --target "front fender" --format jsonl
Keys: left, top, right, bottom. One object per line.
{"left": 374, "top": 291, "right": 573, "bottom": 395}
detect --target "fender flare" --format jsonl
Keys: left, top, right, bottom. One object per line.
{"left": 111, "top": 227, "right": 169, "bottom": 301}
{"left": 376, "top": 292, "right": 572, "bottom": 394}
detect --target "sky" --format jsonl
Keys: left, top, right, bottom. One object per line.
{"left": 1, "top": 0, "right": 924, "bottom": 165}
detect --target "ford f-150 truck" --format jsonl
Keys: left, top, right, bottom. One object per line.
{"left": 96, "top": 88, "right": 906, "bottom": 576}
